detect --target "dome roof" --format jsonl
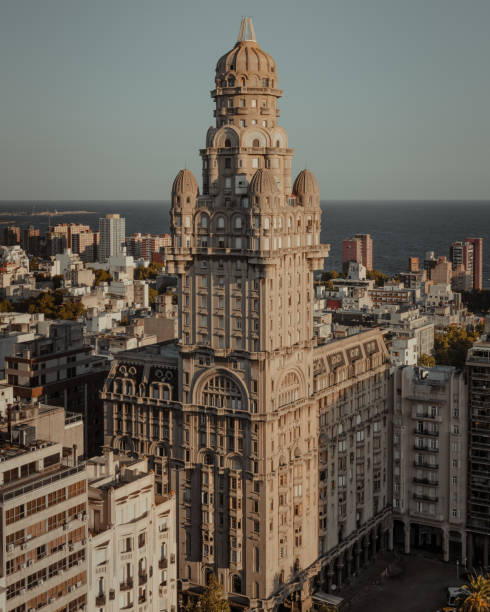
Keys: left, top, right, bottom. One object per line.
{"left": 172, "top": 169, "right": 199, "bottom": 197}
{"left": 249, "top": 169, "right": 280, "bottom": 196}
{"left": 292, "top": 169, "right": 319, "bottom": 196}
{"left": 216, "top": 18, "right": 276, "bottom": 80}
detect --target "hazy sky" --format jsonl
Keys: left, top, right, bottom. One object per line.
{"left": 1, "top": 0, "right": 490, "bottom": 201}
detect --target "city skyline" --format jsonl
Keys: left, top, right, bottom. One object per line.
{"left": 1, "top": 0, "right": 490, "bottom": 201}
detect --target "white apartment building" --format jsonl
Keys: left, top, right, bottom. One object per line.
{"left": 86, "top": 452, "right": 177, "bottom": 612}
{"left": 98, "top": 215, "right": 126, "bottom": 263}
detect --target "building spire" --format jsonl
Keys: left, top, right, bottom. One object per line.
{"left": 237, "top": 16, "right": 256, "bottom": 42}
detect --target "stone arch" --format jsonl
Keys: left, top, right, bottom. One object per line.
{"left": 225, "top": 454, "right": 243, "bottom": 470}
{"left": 270, "top": 128, "right": 287, "bottom": 149}
{"left": 193, "top": 368, "right": 249, "bottom": 411}
{"left": 232, "top": 214, "right": 244, "bottom": 231}
{"left": 214, "top": 126, "right": 239, "bottom": 149}
{"left": 242, "top": 128, "right": 269, "bottom": 148}
{"left": 115, "top": 436, "right": 134, "bottom": 454}
{"left": 277, "top": 368, "right": 305, "bottom": 408}
{"left": 206, "top": 127, "right": 216, "bottom": 147}
{"left": 212, "top": 213, "right": 227, "bottom": 232}
{"left": 198, "top": 449, "right": 216, "bottom": 466}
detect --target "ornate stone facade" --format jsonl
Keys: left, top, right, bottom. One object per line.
{"left": 103, "top": 17, "right": 392, "bottom": 612}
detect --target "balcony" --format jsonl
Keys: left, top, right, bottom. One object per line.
{"left": 120, "top": 578, "right": 133, "bottom": 590}
{"left": 414, "top": 445, "right": 439, "bottom": 453}
{"left": 413, "top": 493, "right": 438, "bottom": 502}
{"left": 96, "top": 594, "right": 106, "bottom": 606}
{"left": 139, "top": 572, "right": 147, "bottom": 585}
{"left": 413, "top": 477, "right": 439, "bottom": 485}
{"left": 414, "top": 461, "right": 439, "bottom": 469}
{"left": 159, "top": 558, "right": 168, "bottom": 569}
{"left": 415, "top": 428, "right": 439, "bottom": 437}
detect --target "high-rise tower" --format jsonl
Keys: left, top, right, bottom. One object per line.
{"left": 166, "top": 16, "right": 329, "bottom": 607}
{"left": 104, "top": 17, "right": 392, "bottom": 612}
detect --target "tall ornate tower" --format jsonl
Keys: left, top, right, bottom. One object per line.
{"left": 166, "top": 17, "right": 329, "bottom": 609}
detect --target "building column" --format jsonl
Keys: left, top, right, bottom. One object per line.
{"left": 336, "top": 562, "right": 343, "bottom": 589}
{"left": 467, "top": 532, "right": 473, "bottom": 570}
{"left": 388, "top": 525, "right": 394, "bottom": 551}
{"left": 461, "top": 531, "right": 467, "bottom": 569}
{"left": 355, "top": 545, "right": 361, "bottom": 571}
{"left": 404, "top": 522, "right": 411, "bottom": 555}
{"left": 442, "top": 529, "right": 449, "bottom": 563}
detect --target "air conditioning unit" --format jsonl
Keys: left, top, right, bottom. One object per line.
{"left": 49, "top": 597, "right": 56, "bottom": 603}
{"left": 27, "top": 560, "right": 33, "bottom": 567}
{"left": 29, "top": 608, "right": 36, "bottom": 612}
{"left": 7, "top": 543, "right": 14, "bottom": 552}
{"left": 69, "top": 585, "right": 76, "bottom": 592}
{"left": 83, "top": 514, "right": 88, "bottom": 521}
{"left": 20, "top": 588, "right": 26, "bottom": 594}
{"left": 81, "top": 539, "right": 87, "bottom": 545}
{"left": 59, "top": 569, "right": 64, "bottom": 575}
{"left": 20, "top": 563, "right": 26, "bottom": 569}
{"left": 21, "top": 543, "right": 27, "bottom": 550}
{"left": 38, "top": 579, "right": 44, "bottom": 585}
{"left": 63, "top": 524, "right": 70, "bottom": 531}
{"left": 69, "top": 544, "right": 74, "bottom": 552}
{"left": 26, "top": 534, "right": 32, "bottom": 541}
{"left": 77, "top": 512, "right": 83, "bottom": 520}
{"left": 76, "top": 581, "right": 82, "bottom": 588}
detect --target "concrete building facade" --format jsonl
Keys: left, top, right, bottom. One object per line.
{"left": 392, "top": 366, "right": 468, "bottom": 565}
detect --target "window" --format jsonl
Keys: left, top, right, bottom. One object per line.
{"left": 252, "top": 158, "right": 259, "bottom": 168}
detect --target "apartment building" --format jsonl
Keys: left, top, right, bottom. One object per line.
{"left": 4, "top": 321, "right": 109, "bottom": 457}
{"left": 86, "top": 451, "right": 177, "bottom": 612}
{"left": 466, "top": 338, "right": 490, "bottom": 568}
{"left": 0, "top": 435, "right": 88, "bottom": 612}
{"left": 392, "top": 366, "right": 467, "bottom": 563}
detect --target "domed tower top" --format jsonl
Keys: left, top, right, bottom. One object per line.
{"left": 212, "top": 18, "right": 282, "bottom": 130}
{"left": 292, "top": 169, "right": 320, "bottom": 207}
{"left": 172, "top": 169, "right": 199, "bottom": 198}
{"left": 216, "top": 17, "right": 277, "bottom": 84}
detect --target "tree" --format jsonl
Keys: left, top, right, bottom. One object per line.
{"left": 185, "top": 574, "right": 230, "bottom": 612}
{"left": 0, "top": 299, "right": 13, "bottom": 313}
{"left": 434, "top": 325, "right": 481, "bottom": 369}
{"left": 90, "top": 268, "right": 113, "bottom": 286}
{"left": 458, "top": 573, "right": 490, "bottom": 611}
{"left": 134, "top": 262, "right": 164, "bottom": 280}
{"left": 367, "top": 269, "right": 388, "bottom": 287}
{"left": 149, "top": 287, "right": 158, "bottom": 306}
{"left": 418, "top": 353, "right": 436, "bottom": 367}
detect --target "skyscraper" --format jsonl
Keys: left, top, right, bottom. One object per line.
{"left": 104, "top": 18, "right": 391, "bottom": 611}
{"left": 98, "top": 213, "right": 125, "bottom": 262}
{"left": 466, "top": 237, "right": 483, "bottom": 290}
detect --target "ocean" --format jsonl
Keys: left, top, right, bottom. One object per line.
{"left": 1, "top": 200, "right": 489, "bottom": 287}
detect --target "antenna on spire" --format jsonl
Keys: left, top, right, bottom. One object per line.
{"left": 238, "top": 16, "right": 256, "bottom": 42}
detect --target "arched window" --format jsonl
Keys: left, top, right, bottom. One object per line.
{"left": 125, "top": 381, "right": 133, "bottom": 395}
{"left": 263, "top": 218, "right": 270, "bottom": 230}
{"left": 234, "top": 216, "right": 242, "bottom": 230}
{"left": 241, "top": 77, "right": 246, "bottom": 87}
{"left": 276, "top": 140, "right": 280, "bottom": 147}
{"left": 200, "top": 374, "right": 244, "bottom": 410}
{"left": 252, "top": 138, "right": 260, "bottom": 148}
{"left": 232, "top": 574, "right": 242, "bottom": 594}
{"left": 200, "top": 215, "right": 208, "bottom": 228}
{"left": 278, "top": 371, "right": 301, "bottom": 407}
{"left": 225, "top": 138, "right": 231, "bottom": 147}
{"left": 228, "top": 76, "right": 235, "bottom": 87}
{"left": 217, "top": 216, "right": 225, "bottom": 230}
{"left": 113, "top": 379, "right": 122, "bottom": 394}
{"left": 156, "top": 445, "right": 167, "bottom": 458}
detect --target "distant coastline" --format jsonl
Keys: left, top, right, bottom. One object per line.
{"left": 0, "top": 210, "right": 96, "bottom": 217}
